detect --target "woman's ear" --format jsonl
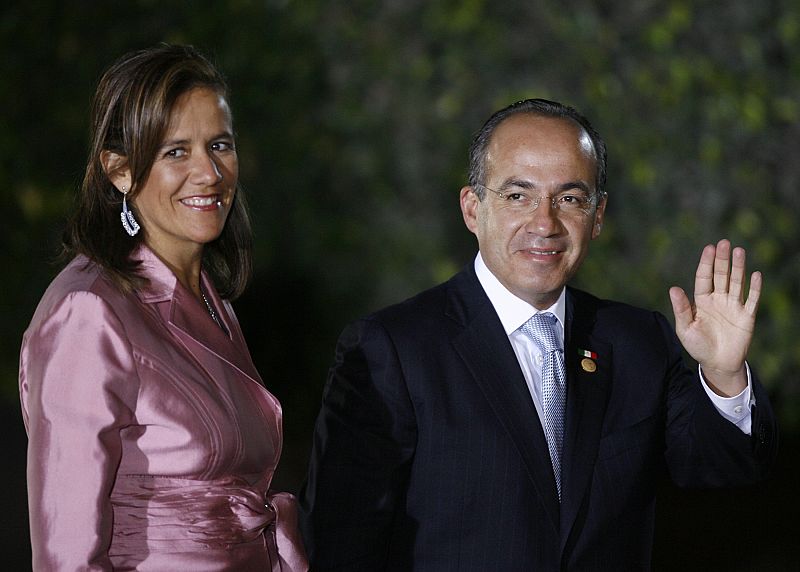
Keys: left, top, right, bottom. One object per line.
{"left": 100, "top": 150, "right": 131, "bottom": 193}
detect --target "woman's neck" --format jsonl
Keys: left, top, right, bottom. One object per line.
{"left": 145, "top": 241, "right": 204, "bottom": 299}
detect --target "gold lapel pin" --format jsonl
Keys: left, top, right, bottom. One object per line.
{"left": 577, "top": 349, "right": 598, "bottom": 373}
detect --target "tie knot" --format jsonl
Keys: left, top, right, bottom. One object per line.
{"left": 520, "top": 312, "right": 561, "bottom": 353}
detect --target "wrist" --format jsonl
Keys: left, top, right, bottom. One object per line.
{"left": 700, "top": 365, "right": 748, "bottom": 397}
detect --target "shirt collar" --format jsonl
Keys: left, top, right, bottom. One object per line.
{"left": 474, "top": 252, "right": 566, "bottom": 335}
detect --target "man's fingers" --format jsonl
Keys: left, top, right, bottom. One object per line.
{"left": 744, "top": 271, "right": 763, "bottom": 315}
{"left": 669, "top": 286, "right": 693, "bottom": 332}
{"left": 693, "top": 244, "right": 716, "bottom": 297}
{"left": 729, "top": 246, "right": 747, "bottom": 302}
{"left": 712, "top": 239, "right": 731, "bottom": 294}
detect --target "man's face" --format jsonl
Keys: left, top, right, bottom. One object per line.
{"left": 460, "top": 113, "right": 606, "bottom": 309}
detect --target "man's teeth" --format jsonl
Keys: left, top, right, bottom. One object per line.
{"left": 182, "top": 196, "right": 218, "bottom": 206}
{"left": 528, "top": 250, "right": 558, "bottom": 254}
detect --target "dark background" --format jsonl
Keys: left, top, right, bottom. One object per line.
{"left": 2, "top": 1, "right": 798, "bottom": 569}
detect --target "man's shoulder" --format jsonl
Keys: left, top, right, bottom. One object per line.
{"left": 375, "top": 269, "right": 468, "bottom": 315}
{"left": 568, "top": 286, "right": 671, "bottom": 337}
{"left": 358, "top": 266, "right": 480, "bottom": 332}
{"left": 568, "top": 286, "right": 652, "bottom": 315}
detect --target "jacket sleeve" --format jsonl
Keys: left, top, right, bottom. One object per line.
{"left": 298, "top": 318, "right": 417, "bottom": 571}
{"left": 658, "top": 312, "right": 778, "bottom": 487}
{"left": 19, "top": 291, "right": 138, "bottom": 571}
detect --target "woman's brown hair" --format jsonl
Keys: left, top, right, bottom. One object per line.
{"left": 63, "top": 44, "right": 252, "bottom": 299}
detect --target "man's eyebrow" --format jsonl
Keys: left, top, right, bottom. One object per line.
{"left": 498, "top": 178, "right": 537, "bottom": 191}
{"left": 558, "top": 180, "right": 592, "bottom": 193}
{"left": 497, "top": 178, "right": 592, "bottom": 194}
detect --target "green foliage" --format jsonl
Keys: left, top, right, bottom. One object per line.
{"left": 3, "top": 0, "right": 800, "bottom": 458}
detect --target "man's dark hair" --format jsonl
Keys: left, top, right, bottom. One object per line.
{"left": 467, "top": 98, "right": 607, "bottom": 200}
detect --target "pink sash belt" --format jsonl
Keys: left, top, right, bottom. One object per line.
{"left": 109, "top": 475, "right": 308, "bottom": 570}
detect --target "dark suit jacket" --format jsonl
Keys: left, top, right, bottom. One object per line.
{"left": 299, "top": 264, "right": 777, "bottom": 571}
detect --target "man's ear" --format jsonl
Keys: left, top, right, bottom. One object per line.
{"left": 100, "top": 150, "right": 131, "bottom": 193}
{"left": 591, "top": 192, "right": 608, "bottom": 240}
{"left": 460, "top": 186, "right": 480, "bottom": 235}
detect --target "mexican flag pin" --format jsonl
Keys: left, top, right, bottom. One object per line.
{"left": 578, "top": 348, "right": 597, "bottom": 372}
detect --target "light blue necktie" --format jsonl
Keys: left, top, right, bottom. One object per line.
{"left": 521, "top": 312, "right": 566, "bottom": 501}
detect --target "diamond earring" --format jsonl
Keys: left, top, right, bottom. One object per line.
{"left": 120, "top": 186, "right": 140, "bottom": 236}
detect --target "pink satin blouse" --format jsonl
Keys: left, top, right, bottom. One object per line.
{"left": 19, "top": 247, "right": 308, "bottom": 571}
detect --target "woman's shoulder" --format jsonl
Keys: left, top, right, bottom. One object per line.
{"left": 49, "top": 254, "right": 106, "bottom": 291}
{"left": 27, "top": 256, "right": 126, "bottom": 331}
{"left": 47, "top": 254, "right": 122, "bottom": 298}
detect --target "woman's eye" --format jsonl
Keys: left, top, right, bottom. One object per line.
{"left": 211, "top": 141, "right": 234, "bottom": 152}
{"left": 165, "top": 148, "right": 186, "bottom": 158}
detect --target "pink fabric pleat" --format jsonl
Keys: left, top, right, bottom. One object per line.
{"left": 268, "top": 491, "right": 309, "bottom": 572}
{"left": 108, "top": 476, "right": 308, "bottom": 570}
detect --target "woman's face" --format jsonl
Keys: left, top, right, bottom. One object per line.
{"left": 132, "top": 87, "right": 238, "bottom": 267}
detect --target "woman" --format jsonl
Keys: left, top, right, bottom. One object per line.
{"left": 19, "top": 45, "right": 308, "bottom": 571}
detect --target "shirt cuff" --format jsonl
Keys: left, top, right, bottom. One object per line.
{"left": 698, "top": 362, "right": 754, "bottom": 435}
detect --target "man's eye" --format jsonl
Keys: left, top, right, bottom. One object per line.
{"left": 506, "top": 192, "right": 527, "bottom": 201}
{"left": 559, "top": 194, "right": 588, "bottom": 205}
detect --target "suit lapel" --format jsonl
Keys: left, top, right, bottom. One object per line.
{"left": 134, "top": 246, "right": 262, "bottom": 386}
{"left": 449, "top": 269, "right": 561, "bottom": 534}
{"left": 559, "top": 288, "right": 611, "bottom": 549}
{"left": 167, "top": 283, "right": 262, "bottom": 386}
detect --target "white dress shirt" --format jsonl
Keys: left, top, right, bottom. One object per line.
{"left": 473, "top": 252, "right": 753, "bottom": 435}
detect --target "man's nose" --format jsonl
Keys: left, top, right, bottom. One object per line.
{"left": 523, "top": 197, "right": 562, "bottom": 235}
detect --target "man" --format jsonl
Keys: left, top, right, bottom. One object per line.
{"left": 299, "top": 99, "right": 777, "bottom": 570}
